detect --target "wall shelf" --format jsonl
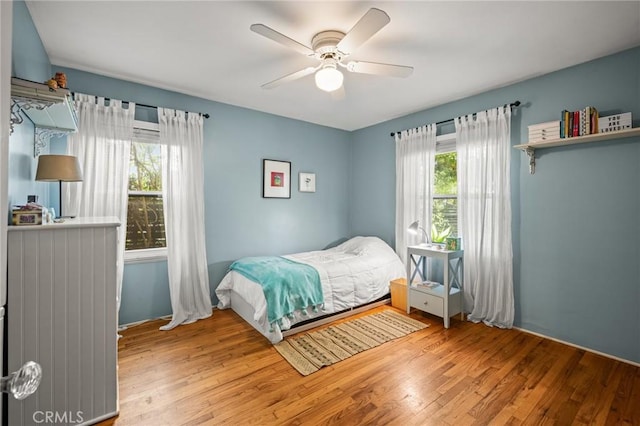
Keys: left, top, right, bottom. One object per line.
{"left": 10, "top": 77, "right": 78, "bottom": 157}
{"left": 514, "top": 127, "right": 640, "bottom": 174}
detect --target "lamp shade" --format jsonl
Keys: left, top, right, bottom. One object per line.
{"left": 407, "top": 220, "right": 430, "bottom": 244}
{"left": 35, "top": 155, "right": 83, "bottom": 182}
{"left": 315, "top": 66, "right": 344, "bottom": 92}
{"left": 408, "top": 220, "right": 420, "bottom": 235}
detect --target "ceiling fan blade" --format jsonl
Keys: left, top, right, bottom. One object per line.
{"left": 261, "top": 66, "right": 318, "bottom": 89}
{"left": 331, "top": 85, "right": 346, "bottom": 101}
{"left": 250, "top": 24, "right": 314, "bottom": 56}
{"left": 346, "top": 61, "right": 413, "bottom": 78}
{"left": 336, "top": 8, "right": 390, "bottom": 54}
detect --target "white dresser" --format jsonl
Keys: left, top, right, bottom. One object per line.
{"left": 7, "top": 217, "right": 120, "bottom": 425}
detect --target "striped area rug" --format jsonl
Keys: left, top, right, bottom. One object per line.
{"left": 274, "top": 309, "right": 428, "bottom": 376}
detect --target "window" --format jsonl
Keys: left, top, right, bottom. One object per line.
{"left": 125, "top": 121, "right": 167, "bottom": 262}
{"left": 432, "top": 134, "right": 457, "bottom": 242}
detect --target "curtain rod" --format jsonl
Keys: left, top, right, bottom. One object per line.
{"left": 389, "top": 100, "right": 520, "bottom": 138}
{"left": 133, "top": 101, "right": 210, "bottom": 119}
{"left": 73, "top": 93, "right": 210, "bottom": 119}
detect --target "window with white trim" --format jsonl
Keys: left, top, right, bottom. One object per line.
{"left": 432, "top": 133, "right": 457, "bottom": 242}
{"left": 125, "top": 121, "right": 166, "bottom": 261}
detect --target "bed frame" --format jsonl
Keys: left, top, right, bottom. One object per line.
{"left": 229, "top": 291, "right": 391, "bottom": 341}
{"left": 283, "top": 294, "right": 391, "bottom": 337}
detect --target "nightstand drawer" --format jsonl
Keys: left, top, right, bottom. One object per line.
{"left": 409, "top": 290, "right": 443, "bottom": 317}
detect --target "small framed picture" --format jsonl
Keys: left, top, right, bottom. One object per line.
{"left": 299, "top": 172, "right": 316, "bottom": 193}
{"left": 262, "top": 159, "right": 291, "bottom": 198}
{"left": 445, "top": 237, "right": 461, "bottom": 251}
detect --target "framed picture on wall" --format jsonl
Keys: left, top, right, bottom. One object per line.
{"left": 262, "top": 159, "right": 291, "bottom": 198}
{"left": 299, "top": 172, "right": 316, "bottom": 193}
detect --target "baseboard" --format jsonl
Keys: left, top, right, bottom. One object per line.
{"left": 118, "top": 306, "right": 218, "bottom": 330}
{"left": 513, "top": 326, "right": 640, "bottom": 368}
{"left": 118, "top": 313, "right": 173, "bottom": 330}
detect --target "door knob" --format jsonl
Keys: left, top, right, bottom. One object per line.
{"left": 1, "top": 361, "right": 42, "bottom": 400}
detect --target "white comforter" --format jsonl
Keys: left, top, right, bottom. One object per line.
{"left": 215, "top": 236, "right": 405, "bottom": 343}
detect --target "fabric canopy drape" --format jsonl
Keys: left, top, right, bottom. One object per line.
{"left": 66, "top": 94, "right": 135, "bottom": 312}
{"left": 455, "top": 106, "right": 514, "bottom": 328}
{"left": 158, "top": 107, "right": 211, "bottom": 330}
{"left": 395, "top": 124, "right": 437, "bottom": 265}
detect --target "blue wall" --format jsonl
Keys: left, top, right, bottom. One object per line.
{"left": 350, "top": 47, "right": 640, "bottom": 363}
{"left": 8, "top": 1, "right": 51, "bottom": 213}
{"left": 11, "top": 1, "right": 49, "bottom": 82}
{"left": 11, "top": 1, "right": 640, "bottom": 363}
{"left": 121, "top": 261, "right": 171, "bottom": 324}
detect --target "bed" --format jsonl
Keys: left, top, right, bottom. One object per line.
{"left": 215, "top": 236, "right": 406, "bottom": 343}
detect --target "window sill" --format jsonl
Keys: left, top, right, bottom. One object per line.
{"left": 124, "top": 247, "right": 167, "bottom": 264}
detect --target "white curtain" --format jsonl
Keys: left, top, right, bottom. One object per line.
{"left": 395, "top": 124, "right": 437, "bottom": 265}
{"left": 66, "top": 94, "right": 135, "bottom": 312}
{"left": 158, "top": 107, "right": 211, "bottom": 330}
{"left": 455, "top": 106, "right": 514, "bottom": 328}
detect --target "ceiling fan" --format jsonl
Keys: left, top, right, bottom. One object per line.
{"left": 250, "top": 8, "right": 413, "bottom": 94}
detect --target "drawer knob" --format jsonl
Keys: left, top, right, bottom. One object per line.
{"left": 423, "top": 301, "right": 428, "bottom": 305}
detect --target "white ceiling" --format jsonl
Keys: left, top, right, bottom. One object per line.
{"left": 26, "top": 1, "right": 640, "bottom": 131}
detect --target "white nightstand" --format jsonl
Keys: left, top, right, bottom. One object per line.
{"left": 406, "top": 245, "right": 464, "bottom": 328}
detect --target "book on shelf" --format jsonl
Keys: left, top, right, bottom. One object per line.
{"left": 579, "top": 109, "right": 587, "bottom": 136}
{"left": 560, "top": 106, "right": 599, "bottom": 138}
{"left": 590, "top": 107, "right": 599, "bottom": 134}
{"left": 560, "top": 110, "right": 568, "bottom": 138}
{"left": 583, "top": 106, "right": 598, "bottom": 136}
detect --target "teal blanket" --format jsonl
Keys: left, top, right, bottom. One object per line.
{"left": 230, "top": 256, "right": 323, "bottom": 326}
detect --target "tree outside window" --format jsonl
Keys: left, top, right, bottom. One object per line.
{"left": 126, "top": 141, "right": 166, "bottom": 250}
{"left": 432, "top": 151, "right": 457, "bottom": 242}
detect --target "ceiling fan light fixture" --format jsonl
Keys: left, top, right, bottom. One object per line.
{"left": 315, "top": 64, "right": 344, "bottom": 92}
{"left": 252, "top": 8, "right": 411, "bottom": 93}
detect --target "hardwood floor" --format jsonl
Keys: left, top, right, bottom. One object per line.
{"left": 98, "top": 306, "right": 639, "bottom": 425}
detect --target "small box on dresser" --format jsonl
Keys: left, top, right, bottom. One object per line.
{"left": 11, "top": 209, "right": 42, "bottom": 225}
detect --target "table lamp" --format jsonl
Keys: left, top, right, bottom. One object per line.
{"left": 408, "top": 220, "right": 430, "bottom": 245}
{"left": 35, "top": 154, "right": 83, "bottom": 218}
